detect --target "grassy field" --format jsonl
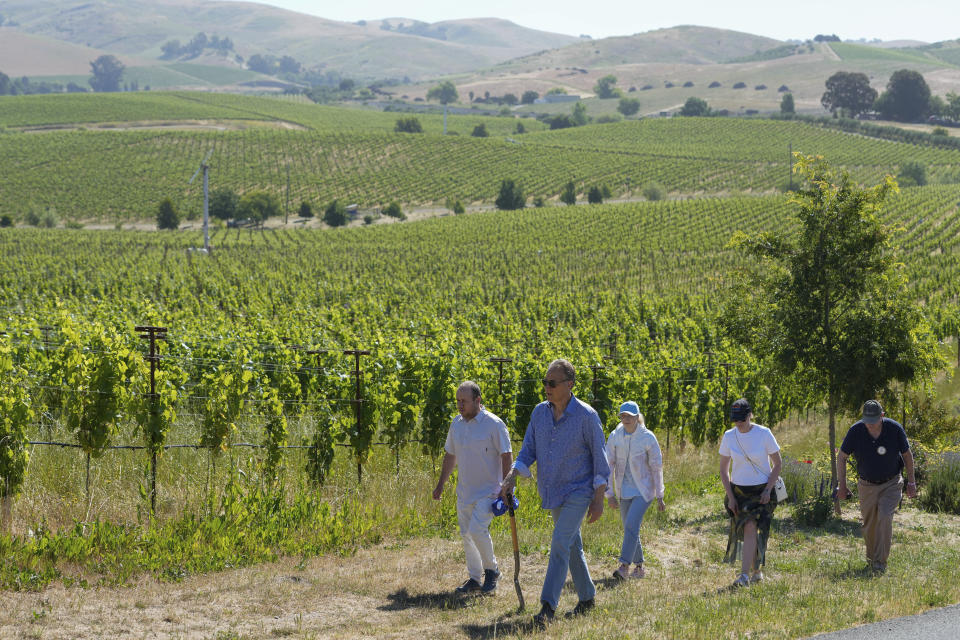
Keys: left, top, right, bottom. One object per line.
{"left": 2, "top": 417, "right": 958, "bottom": 639}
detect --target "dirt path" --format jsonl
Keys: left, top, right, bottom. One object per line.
{"left": 0, "top": 537, "right": 546, "bottom": 640}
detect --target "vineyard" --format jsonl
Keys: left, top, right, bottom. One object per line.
{"left": 1, "top": 93, "right": 960, "bottom": 628}
{"left": 1, "top": 93, "right": 959, "bottom": 220}
{"left": 1, "top": 184, "right": 959, "bottom": 519}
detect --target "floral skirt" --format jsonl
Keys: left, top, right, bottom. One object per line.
{"left": 723, "top": 483, "right": 777, "bottom": 568}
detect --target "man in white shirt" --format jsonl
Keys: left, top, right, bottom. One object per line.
{"left": 433, "top": 381, "right": 513, "bottom": 594}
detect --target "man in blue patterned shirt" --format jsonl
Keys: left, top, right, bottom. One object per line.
{"left": 500, "top": 358, "right": 610, "bottom": 627}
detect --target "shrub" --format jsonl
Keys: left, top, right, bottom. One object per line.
{"left": 323, "top": 200, "right": 347, "bottom": 227}
{"left": 733, "top": 82, "right": 746, "bottom": 89}
{"left": 394, "top": 117, "right": 422, "bottom": 133}
{"left": 209, "top": 187, "right": 238, "bottom": 220}
{"left": 452, "top": 200, "right": 465, "bottom": 214}
{"left": 683, "top": 81, "right": 694, "bottom": 88}
{"left": 298, "top": 201, "right": 313, "bottom": 218}
{"left": 238, "top": 191, "right": 280, "bottom": 224}
{"left": 560, "top": 181, "right": 576, "bottom": 205}
{"left": 642, "top": 182, "right": 665, "bottom": 201}
{"left": 617, "top": 97, "right": 640, "bottom": 116}
{"left": 384, "top": 201, "right": 403, "bottom": 218}
{"left": 363, "top": 214, "right": 374, "bottom": 225}
{"left": 471, "top": 123, "right": 488, "bottom": 137}
{"left": 898, "top": 161, "right": 927, "bottom": 187}
{"left": 708, "top": 81, "right": 721, "bottom": 88}
{"left": 156, "top": 198, "right": 180, "bottom": 230}
{"left": 0, "top": 215, "right": 11, "bottom": 228}
{"left": 587, "top": 186, "right": 603, "bottom": 204}
{"left": 793, "top": 494, "right": 835, "bottom": 526}
{"left": 595, "top": 114, "right": 622, "bottom": 124}
{"left": 515, "top": 122, "right": 526, "bottom": 134}
{"left": 755, "top": 84, "right": 767, "bottom": 90}
{"left": 918, "top": 458, "right": 960, "bottom": 514}
{"left": 495, "top": 179, "right": 525, "bottom": 210}
{"left": 932, "top": 126, "right": 949, "bottom": 137}
{"left": 532, "top": 196, "right": 546, "bottom": 207}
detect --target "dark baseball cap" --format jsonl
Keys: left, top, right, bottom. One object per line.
{"left": 730, "top": 398, "right": 751, "bottom": 421}
{"left": 862, "top": 400, "right": 883, "bottom": 422}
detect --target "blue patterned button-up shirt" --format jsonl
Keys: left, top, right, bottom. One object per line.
{"left": 513, "top": 394, "right": 610, "bottom": 509}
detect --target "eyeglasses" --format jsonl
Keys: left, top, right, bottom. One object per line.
{"left": 542, "top": 378, "right": 569, "bottom": 388}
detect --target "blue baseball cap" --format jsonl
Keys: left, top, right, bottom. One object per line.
{"left": 619, "top": 401, "right": 640, "bottom": 416}
{"left": 730, "top": 398, "right": 751, "bottom": 421}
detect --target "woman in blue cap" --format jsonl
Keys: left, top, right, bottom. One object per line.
{"left": 605, "top": 401, "right": 666, "bottom": 580}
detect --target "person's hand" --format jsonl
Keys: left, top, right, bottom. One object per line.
{"left": 759, "top": 487, "right": 771, "bottom": 505}
{"left": 905, "top": 482, "right": 918, "bottom": 499}
{"left": 587, "top": 495, "right": 604, "bottom": 524}
{"left": 656, "top": 497, "right": 666, "bottom": 512}
{"left": 432, "top": 483, "right": 444, "bottom": 501}
{"left": 607, "top": 496, "right": 618, "bottom": 509}
{"left": 836, "top": 484, "right": 849, "bottom": 501}
{"left": 499, "top": 473, "right": 516, "bottom": 499}
{"left": 726, "top": 493, "right": 739, "bottom": 516}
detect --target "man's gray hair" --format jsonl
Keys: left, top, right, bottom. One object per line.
{"left": 547, "top": 359, "right": 576, "bottom": 383}
{"left": 457, "top": 380, "right": 482, "bottom": 400}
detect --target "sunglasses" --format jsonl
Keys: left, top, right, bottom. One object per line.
{"left": 542, "top": 378, "right": 569, "bottom": 388}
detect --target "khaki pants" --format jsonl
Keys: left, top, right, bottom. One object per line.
{"left": 857, "top": 476, "right": 902, "bottom": 566}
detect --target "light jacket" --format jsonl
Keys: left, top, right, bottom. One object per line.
{"left": 605, "top": 423, "right": 664, "bottom": 502}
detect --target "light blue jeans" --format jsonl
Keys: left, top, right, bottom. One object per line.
{"left": 541, "top": 492, "right": 595, "bottom": 610}
{"left": 618, "top": 495, "right": 651, "bottom": 565}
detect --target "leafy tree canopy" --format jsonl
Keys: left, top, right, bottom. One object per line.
{"left": 427, "top": 81, "right": 458, "bottom": 105}
{"left": 89, "top": 55, "right": 125, "bottom": 93}
{"left": 821, "top": 71, "right": 877, "bottom": 117}
{"left": 875, "top": 69, "right": 931, "bottom": 122}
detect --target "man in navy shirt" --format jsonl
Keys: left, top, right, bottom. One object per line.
{"left": 836, "top": 400, "right": 917, "bottom": 573}
{"left": 500, "top": 359, "right": 610, "bottom": 627}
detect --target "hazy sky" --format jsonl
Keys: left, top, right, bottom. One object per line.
{"left": 230, "top": 0, "right": 958, "bottom": 43}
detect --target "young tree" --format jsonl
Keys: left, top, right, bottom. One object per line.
{"left": 209, "top": 187, "right": 238, "bottom": 220}
{"left": 680, "top": 97, "right": 710, "bottom": 116}
{"left": 384, "top": 201, "right": 404, "bottom": 218}
{"left": 875, "top": 69, "right": 931, "bottom": 122}
{"left": 594, "top": 74, "right": 620, "bottom": 99}
{"left": 560, "top": 181, "right": 577, "bottom": 205}
{"left": 495, "top": 180, "right": 525, "bottom": 210}
{"left": 89, "top": 55, "right": 125, "bottom": 93}
{"left": 298, "top": 201, "right": 314, "bottom": 218}
{"left": 780, "top": 93, "right": 795, "bottom": 115}
{"left": 723, "top": 154, "right": 943, "bottom": 503}
{"left": 394, "top": 116, "right": 423, "bottom": 133}
{"left": 471, "top": 123, "right": 488, "bottom": 137}
{"left": 324, "top": 200, "right": 347, "bottom": 227}
{"left": 587, "top": 186, "right": 603, "bottom": 204}
{"left": 821, "top": 71, "right": 877, "bottom": 118}
{"left": 571, "top": 101, "right": 589, "bottom": 126}
{"left": 156, "top": 197, "right": 180, "bottom": 230}
{"left": 427, "top": 81, "right": 458, "bottom": 134}
{"left": 618, "top": 97, "right": 641, "bottom": 116}
{"left": 521, "top": 90, "right": 539, "bottom": 105}
{"left": 238, "top": 191, "right": 280, "bottom": 225}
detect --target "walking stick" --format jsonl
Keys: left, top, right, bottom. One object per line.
{"left": 507, "top": 498, "right": 525, "bottom": 611}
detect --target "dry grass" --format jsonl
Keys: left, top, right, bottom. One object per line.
{"left": 3, "top": 418, "right": 959, "bottom": 639}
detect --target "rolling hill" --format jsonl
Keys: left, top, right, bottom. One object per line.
{"left": 0, "top": 0, "right": 577, "bottom": 81}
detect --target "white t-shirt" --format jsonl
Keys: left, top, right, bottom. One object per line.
{"left": 444, "top": 408, "right": 512, "bottom": 504}
{"left": 718, "top": 423, "right": 780, "bottom": 486}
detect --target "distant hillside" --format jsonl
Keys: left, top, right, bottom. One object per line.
{"left": 0, "top": 0, "right": 577, "bottom": 81}
{"left": 500, "top": 26, "right": 784, "bottom": 69}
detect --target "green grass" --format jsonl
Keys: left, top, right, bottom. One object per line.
{"left": 829, "top": 42, "right": 949, "bottom": 66}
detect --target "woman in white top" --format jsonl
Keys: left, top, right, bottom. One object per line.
{"left": 718, "top": 398, "right": 782, "bottom": 587}
{"left": 605, "top": 401, "right": 666, "bottom": 580}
